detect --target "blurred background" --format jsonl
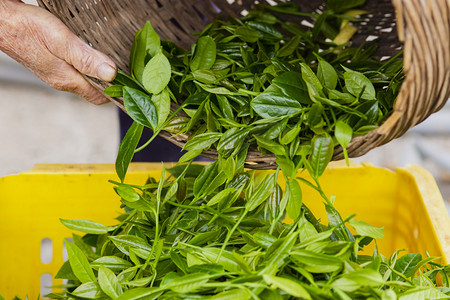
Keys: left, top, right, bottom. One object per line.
{"left": 1, "top": 1, "right": 449, "bottom": 215}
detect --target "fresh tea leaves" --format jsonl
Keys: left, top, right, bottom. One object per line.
{"left": 106, "top": 2, "right": 404, "bottom": 177}
{"left": 52, "top": 159, "right": 450, "bottom": 299}
{"left": 47, "top": 2, "right": 448, "bottom": 300}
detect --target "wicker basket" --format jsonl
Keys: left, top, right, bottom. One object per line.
{"left": 37, "top": 0, "right": 450, "bottom": 169}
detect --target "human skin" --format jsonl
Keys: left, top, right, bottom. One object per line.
{"left": 0, "top": 0, "right": 117, "bottom": 104}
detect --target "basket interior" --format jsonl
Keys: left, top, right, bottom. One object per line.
{"left": 37, "top": 0, "right": 401, "bottom": 80}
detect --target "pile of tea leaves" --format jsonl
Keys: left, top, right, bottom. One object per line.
{"left": 49, "top": 160, "right": 450, "bottom": 299}
{"left": 104, "top": 0, "right": 404, "bottom": 170}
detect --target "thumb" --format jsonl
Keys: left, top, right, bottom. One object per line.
{"left": 17, "top": 3, "right": 117, "bottom": 82}
{"left": 44, "top": 23, "right": 117, "bottom": 82}
{"left": 65, "top": 36, "right": 117, "bottom": 82}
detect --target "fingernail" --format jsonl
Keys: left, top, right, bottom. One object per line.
{"left": 97, "top": 63, "right": 116, "bottom": 82}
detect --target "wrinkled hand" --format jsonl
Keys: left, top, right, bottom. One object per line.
{"left": 0, "top": 0, "right": 117, "bottom": 104}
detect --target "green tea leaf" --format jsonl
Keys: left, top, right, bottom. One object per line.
{"left": 191, "top": 36, "right": 217, "bottom": 71}
{"left": 350, "top": 101, "right": 379, "bottom": 130}
{"left": 253, "top": 231, "right": 277, "bottom": 249}
{"left": 335, "top": 120, "right": 353, "bottom": 165}
{"left": 235, "top": 26, "right": 262, "bottom": 43}
{"left": 216, "top": 95, "right": 234, "bottom": 120}
{"left": 55, "top": 260, "right": 78, "bottom": 281}
{"left": 254, "top": 135, "right": 286, "bottom": 156}
{"left": 196, "top": 82, "right": 234, "bottom": 95}
{"left": 104, "top": 85, "right": 123, "bottom": 98}
{"left": 291, "top": 249, "right": 343, "bottom": 273}
{"left": 394, "top": 254, "right": 422, "bottom": 280}
{"left": 316, "top": 55, "right": 338, "bottom": 90}
{"left": 221, "top": 156, "right": 236, "bottom": 181}
{"left": 178, "top": 210, "right": 199, "bottom": 229}
{"left": 300, "top": 63, "right": 324, "bottom": 99}
{"left": 183, "top": 132, "right": 222, "bottom": 151}
{"left": 348, "top": 218, "right": 384, "bottom": 239}
{"left": 263, "top": 231, "right": 298, "bottom": 275}
{"left": 306, "top": 102, "right": 324, "bottom": 129}
{"left": 163, "top": 116, "right": 190, "bottom": 134}
{"left": 206, "top": 187, "right": 234, "bottom": 206}
{"left": 189, "top": 231, "right": 221, "bottom": 246}
{"left": 332, "top": 269, "right": 384, "bottom": 292}
{"left": 60, "top": 219, "right": 114, "bottom": 235}
{"left": 122, "top": 277, "right": 152, "bottom": 287}
{"left": 327, "top": 0, "right": 365, "bottom": 13}
{"left": 298, "top": 229, "right": 333, "bottom": 248}
{"left": 114, "top": 70, "right": 144, "bottom": 92}
{"left": 130, "top": 21, "right": 161, "bottom": 82}
{"left": 276, "top": 156, "right": 295, "bottom": 179}
{"left": 194, "top": 161, "right": 219, "bottom": 197}
{"left": 278, "top": 35, "right": 301, "bottom": 57}
{"left": 263, "top": 275, "right": 311, "bottom": 299}
{"left": 116, "top": 288, "right": 162, "bottom": 300}
{"left": 123, "top": 87, "right": 158, "bottom": 130}
{"left": 143, "top": 52, "right": 171, "bottom": 95}
{"left": 117, "top": 266, "right": 139, "bottom": 284}
{"left": 217, "top": 128, "right": 251, "bottom": 158}
{"left": 116, "top": 185, "right": 141, "bottom": 202}
{"left": 262, "top": 117, "right": 289, "bottom": 140}
{"left": 72, "top": 234, "right": 98, "bottom": 261}
{"left": 286, "top": 179, "right": 302, "bottom": 220}
{"left": 192, "top": 69, "right": 218, "bottom": 84}
{"left": 247, "top": 21, "right": 283, "bottom": 39}
{"left": 115, "top": 122, "right": 143, "bottom": 182}
{"left": 199, "top": 248, "right": 242, "bottom": 273}
{"left": 398, "top": 287, "right": 450, "bottom": 300}
{"left": 179, "top": 149, "right": 203, "bottom": 164}
{"left": 268, "top": 183, "right": 283, "bottom": 219}
{"left": 98, "top": 265, "right": 123, "bottom": 299}
{"left": 280, "top": 122, "right": 302, "bottom": 145}
{"left": 210, "top": 288, "right": 251, "bottom": 300}
{"left": 109, "top": 235, "right": 152, "bottom": 259}
{"left": 251, "top": 92, "right": 303, "bottom": 119}
{"left": 170, "top": 251, "right": 188, "bottom": 273}
{"left": 91, "top": 256, "right": 133, "bottom": 272}
{"left": 151, "top": 88, "right": 171, "bottom": 129}
{"left": 71, "top": 282, "right": 104, "bottom": 299}
{"left": 308, "top": 135, "right": 334, "bottom": 179}
{"left": 65, "top": 240, "right": 97, "bottom": 284}
{"left": 246, "top": 173, "right": 276, "bottom": 211}
{"left": 141, "top": 21, "right": 161, "bottom": 57}
{"left": 184, "top": 99, "right": 207, "bottom": 133}
{"left": 328, "top": 89, "right": 356, "bottom": 104}
{"left": 162, "top": 272, "right": 210, "bottom": 294}
{"left": 272, "top": 72, "right": 310, "bottom": 105}
{"left": 343, "top": 66, "right": 376, "bottom": 100}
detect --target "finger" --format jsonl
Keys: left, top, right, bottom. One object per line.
{"left": 2, "top": 2, "right": 112, "bottom": 104}
{"left": 41, "top": 58, "right": 110, "bottom": 105}
{"left": 65, "top": 70, "right": 111, "bottom": 105}
{"left": 64, "top": 37, "right": 118, "bottom": 82}
{"left": 74, "top": 77, "right": 111, "bottom": 105}
{"left": 41, "top": 18, "right": 117, "bottom": 82}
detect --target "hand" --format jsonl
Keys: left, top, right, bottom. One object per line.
{"left": 0, "top": 0, "right": 117, "bottom": 104}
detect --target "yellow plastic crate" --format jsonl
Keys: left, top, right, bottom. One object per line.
{"left": 0, "top": 163, "right": 449, "bottom": 298}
